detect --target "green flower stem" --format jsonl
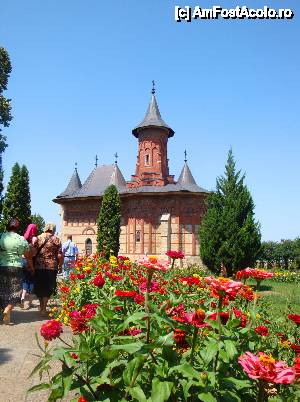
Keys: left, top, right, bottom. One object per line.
{"left": 213, "top": 296, "right": 223, "bottom": 372}
{"left": 145, "top": 270, "right": 154, "bottom": 343}
{"left": 58, "top": 336, "right": 72, "bottom": 348}
{"left": 171, "top": 258, "right": 175, "bottom": 269}
{"left": 257, "top": 380, "right": 267, "bottom": 402}
{"left": 217, "top": 297, "right": 223, "bottom": 340}
{"left": 190, "top": 325, "right": 198, "bottom": 365}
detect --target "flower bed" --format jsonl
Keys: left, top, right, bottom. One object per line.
{"left": 30, "top": 256, "right": 300, "bottom": 401}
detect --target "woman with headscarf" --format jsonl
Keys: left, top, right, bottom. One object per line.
{"left": 21, "top": 223, "right": 38, "bottom": 309}
{"left": 0, "top": 218, "right": 31, "bottom": 324}
{"left": 34, "top": 222, "right": 63, "bottom": 316}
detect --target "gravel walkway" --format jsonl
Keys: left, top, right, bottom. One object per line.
{"left": 0, "top": 301, "right": 70, "bottom": 402}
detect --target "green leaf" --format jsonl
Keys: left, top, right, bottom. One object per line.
{"left": 224, "top": 340, "right": 238, "bottom": 360}
{"left": 151, "top": 378, "right": 174, "bottom": 402}
{"left": 198, "top": 392, "right": 217, "bottom": 402}
{"left": 169, "top": 363, "right": 199, "bottom": 379}
{"left": 27, "top": 383, "right": 50, "bottom": 393}
{"left": 200, "top": 342, "right": 218, "bottom": 364}
{"left": 111, "top": 342, "right": 143, "bottom": 354}
{"left": 155, "top": 332, "right": 174, "bottom": 347}
{"left": 123, "top": 356, "right": 145, "bottom": 386}
{"left": 222, "top": 377, "right": 252, "bottom": 390}
{"left": 128, "top": 386, "right": 147, "bottom": 402}
{"left": 219, "top": 349, "right": 229, "bottom": 363}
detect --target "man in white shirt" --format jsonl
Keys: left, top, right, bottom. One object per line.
{"left": 62, "top": 235, "right": 78, "bottom": 280}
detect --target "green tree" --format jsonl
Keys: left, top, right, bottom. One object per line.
{"left": 31, "top": 213, "right": 45, "bottom": 235}
{"left": 96, "top": 185, "right": 121, "bottom": 259}
{"left": 18, "top": 165, "right": 31, "bottom": 233}
{"left": 199, "top": 149, "right": 261, "bottom": 276}
{"left": 0, "top": 47, "right": 13, "bottom": 218}
{"left": 1, "top": 162, "right": 21, "bottom": 231}
{"left": 259, "top": 241, "right": 278, "bottom": 268}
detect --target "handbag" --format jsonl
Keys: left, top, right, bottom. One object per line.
{"left": 32, "top": 235, "right": 53, "bottom": 269}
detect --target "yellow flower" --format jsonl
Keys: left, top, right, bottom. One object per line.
{"left": 256, "top": 313, "right": 261, "bottom": 319}
{"left": 64, "top": 317, "right": 69, "bottom": 324}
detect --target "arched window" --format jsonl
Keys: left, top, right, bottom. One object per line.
{"left": 85, "top": 238, "right": 92, "bottom": 256}
{"left": 144, "top": 154, "right": 150, "bottom": 166}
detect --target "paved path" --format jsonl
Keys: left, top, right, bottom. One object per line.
{"left": 0, "top": 302, "right": 70, "bottom": 402}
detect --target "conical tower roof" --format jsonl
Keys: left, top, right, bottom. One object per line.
{"left": 132, "top": 92, "right": 174, "bottom": 138}
{"left": 110, "top": 163, "right": 127, "bottom": 189}
{"left": 58, "top": 167, "right": 82, "bottom": 197}
{"left": 177, "top": 162, "right": 197, "bottom": 186}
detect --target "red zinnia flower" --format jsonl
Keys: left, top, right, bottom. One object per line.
{"left": 60, "top": 286, "right": 69, "bottom": 294}
{"left": 183, "top": 309, "right": 210, "bottom": 328}
{"left": 239, "top": 351, "right": 295, "bottom": 384}
{"left": 92, "top": 275, "right": 105, "bottom": 288}
{"left": 209, "top": 311, "right": 230, "bottom": 325}
{"left": 166, "top": 250, "right": 185, "bottom": 259}
{"left": 78, "top": 397, "right": 88, "bottom": 402}
{"left": 69, "top": 311, "right": 88, "bottom": 334}
{"left": 40, "top": 320, "right": 63, "bottom": 341}
{"left": 77, "top": 274, "right": 85, "bottom": 280}
{"left": 255, "top": 325, "right": 269, "bottom": 337}
{"left": 115, "top": 290, "right": 136, "bottom": 298}
{"left": 294, "top": 357, "right": 300, "bottom": 382}
{"left": 173, "top": 329, "right": 187, "bottom": 345}
{"left": 133, "top": 293, "right": 145, "bottom": 305}
{"left": 291, "top": 344, "right": 300, "bottom": 354}
{"left": 71, "top": 353, "right": 78, "bottom": 360}
{"left": 232, "top": 307, "right": 247, "bottom": 328}
{"left": 288, "top": 314, "right": 300, "bottom": 326}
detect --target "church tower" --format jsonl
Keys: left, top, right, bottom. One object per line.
{"left": 128, "top": 84, "right": 175, "bottom": 187}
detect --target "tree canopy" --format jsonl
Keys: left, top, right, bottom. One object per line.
{"left": 96, "top": 185, "right": 121, "bottom": 259}
{"left": 199, "top": 149, "right": 261, "bottom": 276}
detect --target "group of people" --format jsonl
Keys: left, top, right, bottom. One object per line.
{"left": 0, "top": 218, "right": 78, "bottom": 325}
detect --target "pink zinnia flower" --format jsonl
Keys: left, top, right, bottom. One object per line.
{"left": 238, "top": 351, "right": 295, "bottom": 384}
{"left": 137, "top": 256, "right": 170, "bottom": 272}
{"left": 205, "top": 276, "right": 243, "bottom": 299}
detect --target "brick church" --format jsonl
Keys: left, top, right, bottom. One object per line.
{"left": 54, "top": 87, "right": 208, "bottom": 264}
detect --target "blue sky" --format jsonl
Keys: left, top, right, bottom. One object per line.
{"left": 1, "top": 0, "right": 299, "bottom": 241}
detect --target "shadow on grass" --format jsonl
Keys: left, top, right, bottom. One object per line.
{"left": 257, "top": 284, "right": 273, "bottom": 291}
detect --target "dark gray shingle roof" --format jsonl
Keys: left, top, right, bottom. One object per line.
{"left": 177, "top": 162, "right": 197, "bottom": 186}
{"left": 132, "top": 94, "right": 174, "bottom": 138}
{"left": 55, "top": 163, "right": 208, "bottom": 202}
{"left": 58, "top": 168, "right": 82, "bottom": 197}
{"left": 57, "top": 164, "right": 126, "bottom": 199}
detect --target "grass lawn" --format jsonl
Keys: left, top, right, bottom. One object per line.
{"left": 250, "top": 279, "right": 300, "bottom": 316}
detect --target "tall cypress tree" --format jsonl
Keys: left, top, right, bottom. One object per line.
{"left": 199, "top": 149, "right": 261, "bottom": 276}
{"left": 1, "top": 162, "right": 21, "bottom": 231}
{"left": 18, "top": 164, "right": 31, "bottom": 234}
{"left": 0, "top": 47, "right": 13, "bottom": 218}
{"left": 97, "top": 185, "right": 121, "bottom": 259}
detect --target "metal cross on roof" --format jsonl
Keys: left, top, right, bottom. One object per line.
{"left": 184, "top": 150, "right": 187, "bottom": 163}
{"left": 114, "top": 152, "right": 118, "bottom": 164}
{"left": 95, "top": 155, "right": 98, "bottom": 167}
{"left": 151, "top": 80, "right": 155, "bottom": 95}
{"left": 75, "top": 162, "right": 78, "bottom": 171}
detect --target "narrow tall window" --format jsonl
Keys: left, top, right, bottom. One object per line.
{"left": 85, "top": 238, "right": 92, "bottom": 255}
{"left": 144, "top": 154, "right": 150, "bottom": 166}
{"left": 136, "top": 230, "right": 141, "bottom": 242}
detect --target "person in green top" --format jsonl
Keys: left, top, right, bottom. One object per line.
{"left": 0, "top": 218, "right": 31, "bottom": 324}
